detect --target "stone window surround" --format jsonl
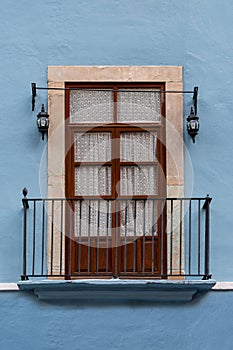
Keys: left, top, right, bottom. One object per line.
{"left": 47, "top": 66, "right": 184, "bottom": 276}
{"left": 48, "top": 66, "right": 184, "bottom": 198}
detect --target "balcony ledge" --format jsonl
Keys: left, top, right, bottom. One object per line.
{"left": 17, "top": 279, "right": 216, "bottom": 303}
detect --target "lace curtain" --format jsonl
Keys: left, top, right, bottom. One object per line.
{"left": 71, "top": 87, "right": 160, "bottom": 238}
{"left": 120, "top": 131, "right": 157, "bottom": 196}
{"left": 74, "top": 199, "right": 157, "bottom": 239}
{"left": 75, "top": 166, "right": 111, "bottom": 196}
{"left": 74, "top": 131, "right": 157, "bottom": 237}
{"left": 70, "top": 90, "right": 114, "bottom": 123}
{"left": 120, "top": 132, "right": 157, "bottom": 162}
{"left": 70, "top": 89, "right": 161, "bottom": 123}
{"left": 75, "top": 200, "right": 111, "bottom": 239}
{"left": 74, "top": 132, "right": 111, "bottom": 162}
{"left": 118, "top": 89, "right": 161, "bottom": 123}
{"left": 120, "top": 200, "right": 157, "bottom": 238}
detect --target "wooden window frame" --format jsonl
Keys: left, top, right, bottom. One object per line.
{"left": 64, "top": 82, "right": 166, "bottom": 277}
{"left": 65, "top": 82, "right": 166, "bottom": 197}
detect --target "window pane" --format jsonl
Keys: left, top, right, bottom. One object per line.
{"left": 120, "top": 165, "right": 157, "bottom": 195}
{"left": 74, "top": 200, "right": 112, "bottom": 237}
{"left": 74, "top": 132, "right": 111, "bottom": 162}
{"left": 120, "top": 200, "right": 158, "bottom": 237}
{"left": 75, "top": 166, "right": 111, "bottom": 196}
{"left": 118, "top": 89, "right": 161, "bottom": 122}
{"left": 120, "top": 132, "right": 157, "bottom": 162}
{"left": 70, "top": 90, "right": 114, "bottom": 123}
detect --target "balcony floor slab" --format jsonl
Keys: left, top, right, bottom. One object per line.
{"left": 18, "top": 279, "right": 216, "bottom": 303}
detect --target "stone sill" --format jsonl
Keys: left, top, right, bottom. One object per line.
{"left": 17, "top": 279, "right": 216, "bottom": 302}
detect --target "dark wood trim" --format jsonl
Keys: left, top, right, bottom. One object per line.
{"left": 65, "top": 82, "right": 165, "bottom": 89}
{"left": 68, "top": 123, "right": 162, "bottom": 129}
{"left": 65, "top": 82, "right": 167, "bottom": 278}
{"left": 113, "top": 86, "right": 118, "bottom": 123}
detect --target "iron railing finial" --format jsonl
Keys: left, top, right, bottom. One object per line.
{"left": 22, "top": 187, "right": 29, "bottom": 209}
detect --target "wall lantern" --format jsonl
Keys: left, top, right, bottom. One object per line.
{"left": 186, "top": 86, "right": 199, "bottom": 143}
{"left": 187, "top": 106, "right": 199, "bottom": 143}
{"left": 37, "top": 104, "right": 49, "bottom": 140}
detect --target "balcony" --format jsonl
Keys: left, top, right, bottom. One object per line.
{"left": 21, "top": 190, "right": 212, "bottom": 282}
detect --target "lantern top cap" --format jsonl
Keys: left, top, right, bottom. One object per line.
{"left": 37, "top": 104, "right": 49, "bottom": 118}
{"left": 187, "top": 106, "right": 198, "bottom": 121}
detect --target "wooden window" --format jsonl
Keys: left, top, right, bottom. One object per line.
{"left": 65, "top": 83, "right": 166, "bottom": 277}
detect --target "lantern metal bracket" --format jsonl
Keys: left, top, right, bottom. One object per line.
{"left": 31, "top": 82, "right": 199, "bottom": 112}
{"left": 32, "top": 83, "right": 37, "bottom": 112}
{"left": 193, "top": 86, "right": 198, "bottom": 115}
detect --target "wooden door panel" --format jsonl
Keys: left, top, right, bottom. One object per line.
{"left": 119, "top": 237, "right": 160, "bottom": 275}
{"left": 73, "top": 240, "right": 113, "bottom": 275}
{"left": 65, "top": 84, "right": 166, "bottom": 278}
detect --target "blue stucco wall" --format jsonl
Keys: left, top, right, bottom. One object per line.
{"left": 0, "top": 290, "right": 231, "bottom": 350}
{"left": 0, "top": 1, "right": 233, "bottom": 349}
{"left": 0, "top": 0, "right": 232, "bottom": 282}
{"left": 0, "top": 0, "right": 233, "bottom": 274}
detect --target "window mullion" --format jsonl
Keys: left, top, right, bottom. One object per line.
{"left": 113, "top": 87, "right": 118, "bottom": 123}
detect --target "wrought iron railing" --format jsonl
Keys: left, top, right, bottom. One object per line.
{"left": 21, "top": 188, "right": 212, "bottom": 280}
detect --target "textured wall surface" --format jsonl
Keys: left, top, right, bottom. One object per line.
{"left": 0, "top": 0, "right": 233, "bottom": 349}
{"left": 0, "top": 0, "right": 232, "bottom": 281}
{"left": 0, "top": 291, "right": 232, "bottom": 350}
